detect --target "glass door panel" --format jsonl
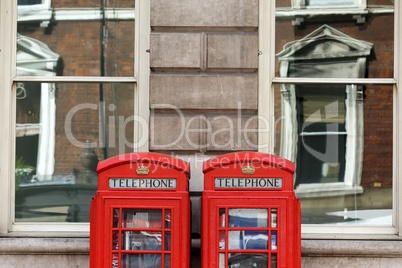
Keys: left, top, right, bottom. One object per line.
{"left": 218, "top": 207, "right": 278, "bottom": 268}
{"left": 112, "top": 208, "right": 172, "bottom": 268}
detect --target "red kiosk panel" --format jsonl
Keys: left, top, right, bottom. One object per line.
{"left": 202, "top": 152, "right": 301, "bottom": 268}
{"left": 90, "top": 153, "right": 190, "bottom": 268}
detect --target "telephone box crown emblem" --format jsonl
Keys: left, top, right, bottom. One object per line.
{"left": 242, "top": 164, "right": 255, "bottom": 175}
{"left": 136, "top": 164, "right": 149, "bottom": 175}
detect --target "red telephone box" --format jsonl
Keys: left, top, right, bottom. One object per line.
{"left": 90, "top": 152, "right": 190, "bottom": 268}
{"left": 201, "top": 152, "right": 300, "bottom": 268}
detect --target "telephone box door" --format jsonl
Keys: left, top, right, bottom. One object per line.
{"left": 201, "top": 152, "right": 301, "bottom": 268}
{"left": 90, "top": 152, "right": 191, "bottom": 268}
{"left": 106, "top": 199, "right": 184, "bottom": 268}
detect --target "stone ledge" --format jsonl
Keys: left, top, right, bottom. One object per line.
{"left": 0, "top": 237, "right": 89, "bottom": 255}
{"left": 2, "top": 237, "right": 402, "bottom": 258}
{"left": 302, "top": 239, "right": 402, "bottom": 258}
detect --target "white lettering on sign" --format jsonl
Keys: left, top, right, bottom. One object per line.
{"left": 109, "top": 178, "right": 176, "bottom": 189}
{"left": 214, "top": 178, "right": 282, "bottom": 189}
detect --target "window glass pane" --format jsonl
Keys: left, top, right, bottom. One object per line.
{"left": 296, "top": 85, "right": 347, "bottom": 185}
{"left": 121, "top": 254, "right": 162, "bottom": 268}
{"left": 15, "top": 82, "right": 134, "bottom": 222}
{"left": 275, "top": 1, "right": 394, "bottom": 79}
{"left": 228, "top": 253, "right": 268, "bottom": 267}
{"left": 276, "top": 1, "right": 394, "bottom": 9}
{"left": 274, "top": 84, "right": 393, "bottom": 225}
{"left": 122, "top": 231, "right": 162, "bottom": 250}
{"left": 307, "top": 0, "right": 360, "bottom": 6}
{"left": 122, "top": 209, "right": 163, "bottom": 228}
{"left": 17, "top": 1, "right": 135, "bottom": 77}
{"left": 228, "top": 209, "right": 268, "bottom": 228}
{"left": 18, "top": 0, "right": 43, "bottom": 5}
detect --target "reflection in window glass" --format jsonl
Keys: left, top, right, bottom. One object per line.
{"left": 307, "top": 0, "right": 360, "bottom": 6}
{"left": 274, "top": 84, "right": 393, "bottom": 225}
{"left": 228, "top": 209, "right": 268, "bottom": 228}
{"left": 295, "top": 85, "right": 347, "bottom": 186}
{"left": 123, "top": 209, "right": 163, "bottom": 229}
{"left": 18, "top": 0, "right": 43, "bottom": 6}
{"left": 15, "top": 83, "right": 134, "bottom": 222}
{"left": 17, "top": 1, "right": 135, "bottom": 77}
{"left": 228, "top": 253, "right": 268, "bottom": 267}
{"left": 275, "top": 3, "right": 394, "bottom": 79}
{"left": 274, "top": 3, "right": 394, "bottom": 226}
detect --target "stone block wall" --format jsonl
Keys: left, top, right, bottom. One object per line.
{"left": 149, "top": 0, "right": 259, "bottom": 168}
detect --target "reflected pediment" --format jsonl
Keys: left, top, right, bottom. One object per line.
{"left": 17, "top": 34, "right": 63, "bottom": 76}
{"left": 277, "top": 25, "right": 372, "bottom": 61}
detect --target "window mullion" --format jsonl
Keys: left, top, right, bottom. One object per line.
{"left": 273, "top": 77, "right": 397, "bottom": 85}
{"left": 395, "top": 0, "right": 402, "bottom": 237}
{"left": 13, "top": 76, "right": 137, "bottom": 83}
{"left": 0, "top": 0, "right": 18, "bottom": 234}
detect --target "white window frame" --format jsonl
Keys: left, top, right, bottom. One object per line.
{"left": 291, "top": 0, "right": 366, "bottom": 9}
{"left": 0, "top": 0, "right": 150, "bottom": 234}
{"left": 17, "top": 0, "right": 52, "bottom": 26}
{"left": 18, "top": 0, "right": 51, "bottom": 12}
{"left": 259, "top": 0, "right": 402, "bottom": 235}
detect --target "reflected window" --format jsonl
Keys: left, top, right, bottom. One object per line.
{"left": 17, "top": 0, "right": 52, "bottom": 26}
{"left": 18, "top": 0, "right": 43, "bottom": 5}
{"left": 291, "top": 0, "right": 366, "bottom": 9}
{"left": 277, "top": 25, "right": 371, "bottom": 197}
{"left": 295, "top": 85, "right": 347, "bottom": 186}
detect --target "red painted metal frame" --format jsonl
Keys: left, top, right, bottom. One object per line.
{"left": 90, "top": 152, "right": 190, "bottom": 268}
{"left": 201, "top": 152, "right": 301, "bottom": 268}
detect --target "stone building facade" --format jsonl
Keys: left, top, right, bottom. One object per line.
{"left": 1, "top": 0, "right": 402, "bottom": 267}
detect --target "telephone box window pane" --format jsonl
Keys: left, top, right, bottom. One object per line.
{"left": 228, "top": 231, "right": 268, "bottom": 250}
{"left": 271, "top": 231, "right": 278, "bottom": 250}
{"left": 219, "top": 230, "right": 226, "bottom": 250}
{"left": 244, "top": 231, "right": 268, "bottom": 250}
{"left": 122, "top": 209, "right": 162, "bottom": 228}
{"left": 228, "top": 209, "right": 268, "bottom": 227}
{"left": 219, "top": 253, "right": 225, "bottom": 268}
{"left": 15, "top": 83, "right": 134, "bottom": 223}
{"left": 113, "top": 208, "right": 119, "bottom": 228}
{"left": 112, "top": 231, "right": 119, "bottom": 250}
{"left": 122, "top": 231, "right": 162, "bottom": 251}
{"left": 228, "top": 253, "right": 268, "bottom": 267}
{"left": 271, "top": 254, "right": 278, "bottom": 268}
{"left": 164, "top": 232, "right": 171, "bottom": 251}
{"left": 228, "top": 231, "right": 242, "bottom": 249}
{"left": 219, "top": 208, "right": 226, "bottom": 227}
{"left": 271, "top": 209, "right": 277, "bottom": 228}
{"left": 121, "top": 254, "right": 162, "bottom": 268}
{"left": 164, "top": 254, "right": 170, "bottom": 268}
{"left": 164, "top": 209, "right": 171, "bottom": 229}
{"left": 112, "top": 253, "right": 118, "bottom": 268}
